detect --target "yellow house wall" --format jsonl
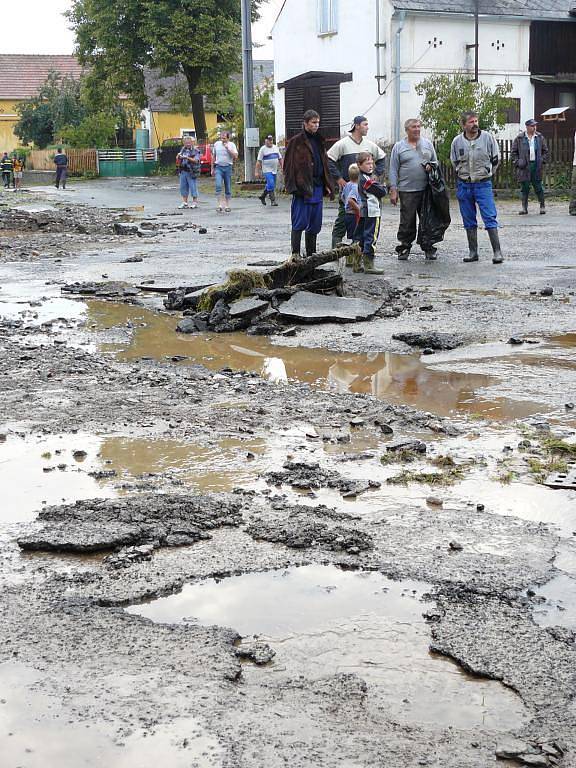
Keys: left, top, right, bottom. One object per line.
{"left": 0, "top": 99, "right": 20, "bottom": 152}
{"left": 149, "top": 111, "right": 218, "bottom": 147}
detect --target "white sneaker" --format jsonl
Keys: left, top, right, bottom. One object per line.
{"left": 189, "top": 202, "right": 197, "bottom": 209}
{"left": 178, "top": 202, "right": 188, "bottom": 209}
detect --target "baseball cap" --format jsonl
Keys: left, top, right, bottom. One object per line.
{"left": 266, "top": 134, "right": 274, "bottom": 139}
{"left": 349, "top": 115, "right": 368, "bottom": 131}
{"left": 525, "top": 118, "right": 538, "bottom": 126}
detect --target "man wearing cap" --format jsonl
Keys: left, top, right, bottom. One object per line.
{"left": 327, "top": 116, "right": 386, "bottom": 248}
{"left": 512, "top": 119, "right": 549, "bottom": 215}
{"left": 255, "top": 134, "right": 283, "bottom": 207}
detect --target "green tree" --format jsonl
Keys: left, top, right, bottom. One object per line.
{"left": 415, "top": 73, "right": 513, "bottom": 161}
{"left": 14, "top": 69, "right": 138, "bottom": 149}
{"left": 61, "top": 112, "right": 118, "bottom": 148}
{"left": 14, "top": 72, "right": 86, "bottom": 148}
{"left": 67, "top": 0, "right": 267, "bottom": 141}
{"left": 211, "top": 77, "right": 276, "bottom": 151}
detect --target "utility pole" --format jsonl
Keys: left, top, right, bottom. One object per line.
{"left": 241, "top": 0, "right": 257, "bottom": 181}
{"left": 466, "top": 0, "right": 480, "bottom": 82}
{"left": 474, "top": 0, "right": 479, "bottom": 82}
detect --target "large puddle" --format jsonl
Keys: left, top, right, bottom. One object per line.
{"left": 87, "top": 301, "right": 554, "bottom": 421}
{"left": 126, "top": 565, "right": 529, "bottom": 731}
{"left": 0, "top": 662, "right": 223, "bottom": 767}
{"left": 0, "top": 432, "right": 271, "bottom": 524}
{"left": 531, "top": 573, "right": 576, "bottom": 630}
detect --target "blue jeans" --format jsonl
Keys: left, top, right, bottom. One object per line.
{"left": 179, "top": 171, "right": 198, "bottom": 199}
{"left": 456, "top": 179, "right": 498, "bottom": 229}
{"left": 215, "top": 164, "right": 233, "bottom": 198}
{"left": 264, "top": 172, "right": 276, "bottom": 193}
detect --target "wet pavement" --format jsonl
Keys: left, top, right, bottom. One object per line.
{"left": 1, "top": 179, "right": 576, "bottom": 767}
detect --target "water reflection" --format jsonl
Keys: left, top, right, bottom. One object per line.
{"left": 87, "top": 301, "right": 547, "bottom": 421}
{"left": 127, "top": 565, "right": 529, "bottom": 731}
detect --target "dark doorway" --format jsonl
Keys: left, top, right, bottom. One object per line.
{"left": 278, "top": 71, "right": 353, "bottom": 146}
{"left": 534, "top": 83, "right": 576, "bottom": 139}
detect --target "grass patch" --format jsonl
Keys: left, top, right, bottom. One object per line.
{"left": 527, "top": 456, "right": 570, "bottom": 483}
{"left": 387, "top": 468, "right": 465, "bottom": 486}
{"left": 430, "top": 455, "right": 457, "bottom": 468}
{"left": 380, "top": 449, "right": 421, "bottom": 465}
{"left": 542, "top": 437, "right": 576, "bottom": 457}
{"left": 197, "top": 269, "right": 270, "bottom": 312}
{"left": 495, "top": 470, "right": 516, "bottom": 484}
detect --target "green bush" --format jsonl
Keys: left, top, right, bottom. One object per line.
{"left": 61, "top": 113, "right": 118, "bottom": 148}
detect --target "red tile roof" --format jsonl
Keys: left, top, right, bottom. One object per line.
{"left": 0, "top": 55, "right": 83, "bottom": 99}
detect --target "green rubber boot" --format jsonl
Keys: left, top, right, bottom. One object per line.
{"left": 363, "top": 256, "right": 384, "bottom": 274}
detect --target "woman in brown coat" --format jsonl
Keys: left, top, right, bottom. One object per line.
{"left": 283, "top": 109, "right": 333, "bottom": 256}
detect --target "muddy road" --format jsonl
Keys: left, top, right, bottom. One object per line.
{"left": 1, "top": 178, "right": 576, "bottom": 767}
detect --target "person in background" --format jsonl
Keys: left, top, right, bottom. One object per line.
{"left": 327, "top": 116, "right": 386, "bottom": 247}
{"left": 255, "top": 134, "right": 282, "bottom": 206}
{"left": 282, "top": 109, "right": 334, "bottom": 257}
{"left": 1, "top": 152, "right": 13, "bottom": 188}
{"left": 570, "top": 131, "right": 576, "bottom": 216}
{"left": 389, "top": 118, "right": 438, "bottom": 260}
{"left": 355, "top": 151, "right": 387, "bottom": 274}
{"left": 54, "top": 148, "right": 68, "bottom": 190}
{"left": 450, "top": 110, "right": 503, "bottom": 264}
{"left": 211, "top": 130, "right": 238, "bottom": 213}
{"left": 12, "top": 154, "right": 24, "bottom": 190}
{"left": 511, "top": 118, "right": 549, "bottom": 215}
{"left": 342, "top": 163, "right": 361, "bottom": 243}
{"left": 176, "top": 136, "right": 201, "bottom": 209}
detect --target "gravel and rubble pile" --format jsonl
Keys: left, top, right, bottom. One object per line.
{"left": 17, "top": 494, "right": 243, "bottom": 552}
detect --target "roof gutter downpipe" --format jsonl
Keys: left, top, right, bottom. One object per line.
{"left": 394, "top": 11, "right": 407, "bottom": 143}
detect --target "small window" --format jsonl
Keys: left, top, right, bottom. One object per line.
{"left": 318, "top": 0, "right": 337, "bottom": 35}
{"left": 500, "top": 98, "right": 521, "bottom": 123}
{"left": 559, "top": 91, "right": 576, "bottom": 110}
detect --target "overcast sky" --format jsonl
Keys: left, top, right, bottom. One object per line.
{"left": 2, "top": 0, "right": 282, "bottom": 59}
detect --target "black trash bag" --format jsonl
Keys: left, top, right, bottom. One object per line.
{"left": 417, "top": 164, "right": 451, "bottom": 252}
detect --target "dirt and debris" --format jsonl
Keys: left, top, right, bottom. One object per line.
{"left": 1, "top": 186, "right": 576, "bottom": 768}
{"left": 17, "top": 494, "right": 243, "bottom": 552}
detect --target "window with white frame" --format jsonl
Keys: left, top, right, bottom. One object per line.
{"left": 318, "top": 0, "right": 337, "bottom": 35}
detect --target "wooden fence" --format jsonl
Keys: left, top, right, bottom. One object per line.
{"left": 27, "top": 148, "right": 98, "bottom": 174}
{"left": 440, "top": 137, "right": 574, "bottom": 192}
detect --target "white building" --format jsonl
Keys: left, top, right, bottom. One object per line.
{"left": 272, "top": 0, "right": 576, "bottom": 145}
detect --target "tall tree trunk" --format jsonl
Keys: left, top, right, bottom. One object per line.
{"left": 182, "top": 65, "right": 207, "bottom": 141}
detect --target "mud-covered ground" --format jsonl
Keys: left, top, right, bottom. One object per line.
{"left": 1, "top": 179, "right": 576, "bottom": 768}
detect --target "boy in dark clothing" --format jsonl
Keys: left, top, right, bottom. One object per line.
{"left": 1, "top": 153, "right": 13, "bottom": 188}
{"left": 54, "top": 148, "right": 68, "bottom": 189}
{"left": 342, "top": 163, "right": 361, "bottom": 242}
{"left": 355, "top": 151, "right": 387, "bottom": 273}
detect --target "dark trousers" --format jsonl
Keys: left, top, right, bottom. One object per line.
{"left": 56, "top": 166, "right": 67, "bottom": 188}
{"left": 397, "top": 190, "right": 425, "bottom": 249}
{"left": 2, "top": 171, "right": 11, "bottom": 188}
{"left": 355, "top": 216, "right": 380, "bottom": 258}
{"left": 344, "top": 213, "right": 359, "bottom": 241}
{"left": 331, "top": 198, "right": 347, "bottom": 246}
{"left": 521, "top": 161, "right": 544, "bottom": 200}
{"left": 570, "top": 167, "right": 576, "bottom": 216}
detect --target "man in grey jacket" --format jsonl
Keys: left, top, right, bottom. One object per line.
{"left": 450, "top": 110, "right": 503, "bottom": 264}
{"left": 389, "top": 118, "right": 438, "bottom": 260}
